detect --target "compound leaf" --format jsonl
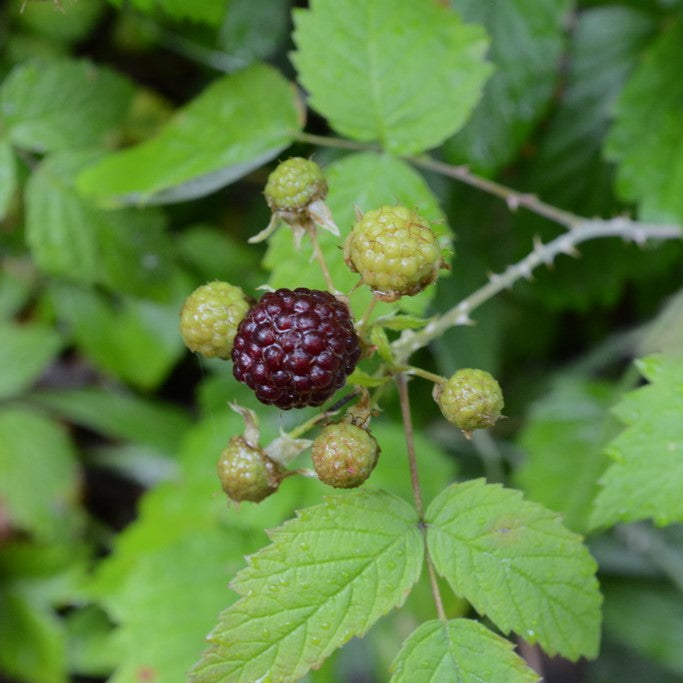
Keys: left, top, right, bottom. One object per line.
{"left": 77, "top": 63, "right": 303, "bottom": 205}
{"left": 190, "top": 489, "right": 423, "bottom": 683}
{"left": 604, "top": 19, "right": 683, "bottom": 224}
{"left": 390, "top": 618, "right": 539, "bottom": 683}
{"left": 426, "top": 479, "right": 601, "bottom": 661}
{"left": 590, "top": 354, "right": 683, "bottom": 529}
{"left": 0, "top": 59, "right": 134, "bottom": 153}
{"left": 445, "top": 0, "right": 570, "bottom": 174}
{"left": 292, "top": 0, "right": 491, "bottom": 155}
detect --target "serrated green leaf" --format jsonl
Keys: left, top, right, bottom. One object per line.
{"left": 48, "top": 284, "right": 184, "bottom": 390}
{"left": 515, "top": 376, "right": 617, "bottom": 532}
{"left": 0, "top": 58, "right": 134, "bottom": 153}
{"left": 292, "top": 0, "right": 492, "bottom": 155}
{"left": 390, "top": 618, "right": 539, "bottom": 683}
{"left": 603, "top": 578, "right": 683, "bottom": 676}
{"left": 426, "top": 479, "right": 602, "bottom": 660}
{"left": 445, "top": 0, "right": 570, "bottom": 174}
{"left": 77, "top": 63, "right": 303, "bottom": 205}
{"left": 191, "top": 490, "right": 423, "bottom": 683}
{"left": 604, "top": 19, "right": 683, "bottom": 223}
{"left": 30, "top": 387, "right": 190, "bottom": 456}
{"left": 0, "top": 321, "right": 63, "bottom": 400}
{"left": 264, "top": 151, "right": 451, "bottom": 320}
{"left": 26, "top": 151, "right": 173, "bottom": 298}
{"left": 0, "top": 407, "right": 81, "bottom": 542}
{"left": 590, "top": 354, "right": 683, "bottom": 528}
{"left": 0, "top": 138, "right": 17, "bottom": 219}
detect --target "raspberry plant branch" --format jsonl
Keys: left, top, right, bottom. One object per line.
{"left": 396, "top": 372, "right": 447, "bottom": 622}
{"left": 407, "top": 154, "right": 583, "bottom": 229}
{"left": 392, "top": 218, "right": 683, "bottom": 362}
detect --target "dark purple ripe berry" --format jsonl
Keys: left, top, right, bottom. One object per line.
{"left": 231, "top": 288, "right": 361, "bottom": 409}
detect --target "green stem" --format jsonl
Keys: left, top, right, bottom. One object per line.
{"left": 396, "top": 373, "right": 447, "bottom": 621}
{"left": 392, "top": 218, "right": 682, "bottom": 362}
{"left": 308, "top": 225, "right": 337, "bottom": 293}
{"left": 396, "top": 374, "right": 424, "bottom": 519}
{"left": 356, "top": 297, "right": 378, "bottom": 334}
{"left": 403, "top": 365, "right": 446, "bottom": 385}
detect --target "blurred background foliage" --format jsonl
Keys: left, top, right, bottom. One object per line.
{"left": 0, "top": 1, "right": 682, "bottom": 682}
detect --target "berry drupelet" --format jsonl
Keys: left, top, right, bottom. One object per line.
{"left": 231, "top": 288, "right": 360, "bottom": 409}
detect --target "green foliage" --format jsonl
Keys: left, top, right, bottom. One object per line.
{"left": 390, "top": 618, "right": 539, "bottom": 683}
{"left": 602, "top": 577, "right": 683, "bottom": 677}
{"left": 26, "top": 152, "right": 174, "bottom": 297}
{"left": 0, "top": 59, "right": 134, "bottom": 153}
{"left": 605, "top": 19, "right": 683, "bottom": 223}
{"left": 426, "top": 479, "right": 602, "bottom": 660}
{"left": 590, "top": 355, "right": 683, "bottom": 528}
{"left": 2, "top": 1, "right": 682, "bottom": 681}
{"left": 515, "top": 376, "right": 618, "bottom": 531}
{"left": 0, "top": 408, "right": 81, "bottom": 542}
{"left": 292, "top": 0, "right": 492, "bottom": 155}
{"left": 0, "top": 321, "right": 63, "bottom": 399}
{"left": 445, "top": 0, "right": 570, "bottom": 174}
{"left": 191, "top": 490, "right": 423, "bottom": 682}
{"left": 77, "top": 64, "right": 304, "bottom": 205}
{"left": 108, "top": 0, "right": 227, "bottom": 25}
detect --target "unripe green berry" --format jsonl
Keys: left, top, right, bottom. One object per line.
{"left": 217, "top": 436, "right": 283, "bottom": 503}
{"left": 312, "top": 422, "right": 379, "bottom": 489}
{"left": 180, "top": 281, "right": 249, "bottom": 359}
{"left": 436, "top": 368, "right": 504, "bottom": 432}
{"left": 264, "top": 157, "right": 327, "bottom": 212}
{"left": 343, "top": 205, "right": 443, "bottom": 301}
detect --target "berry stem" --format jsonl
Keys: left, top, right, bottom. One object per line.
{"left": 392, "top": 218, "right": 682, "bottom": 361}
{"left": 307, "top": 225, "right": 338, "bottom": 293}
{"left": 403, "top": 365, "right": 446, "bottom": 385}
{"left": 356, "top": 296, "right": 378, "bottom": 334}
{"left": 396, "top": 373, "right": 424, "bottom": 519}
{"left": 286, "top": 392, "right": 358, "bottom": 440}
{"left": 396, "top": 373, "right": 447, "bottom": 621}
